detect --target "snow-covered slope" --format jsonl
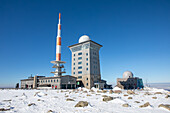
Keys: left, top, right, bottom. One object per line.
{"left": 0, "top": 87, "right": 169, "bottom": 113}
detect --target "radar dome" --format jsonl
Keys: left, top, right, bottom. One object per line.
{"left": 123, "top": 71, "right": 133, "bottom": 78}
{"left": 79, "top": 35, "right": 91, "bottom": 43}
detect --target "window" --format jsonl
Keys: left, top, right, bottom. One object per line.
{"left": 78, "top": 71, "right": 82, "bottom": 74}
{"left": 78, "top": 52, "right": 82, "bottom": 55}
{"left": 46, "top": 80, "right": 47, "bottom": 82}
{"left": 73, "top": 58, "right": 75, "bottom": 61}
{"left": 73, "top": 67, "right": 75, "bottom": 70}
{"left": 78, "top": 62, "right": 82, "bottom": 65}
{"left": 87, "top": 83, "right": 88, "bottom": 86}
{"left": 86, "top": 58, "right": 88, "bottom": 61}
{"left": 73, "top": 63, "right": 75, "bottom": 65}
{"left": 78, "top": 57, "right": 82, "bottom": 60}
{"left": 51, "top": 80, "right": 53, "bottom": 82}
{"left": 86, "top": 53, "right": 88, "bottom": 56}
{"left": 78, "top": 76, "right": 82, "bottom": 79}
{"left": 73, "top": 72, "right": 75, "bottom": 74}
{"left": 86, "top": 68, "right": 88, "bottom": 70}
{"left": 48, "top": 80, "right": 50, "bottom": 82}
{"left": 78, "top": 66, "right": 82, "bottom": 69}
{"left": 57, "top": 79, "right": 58, "bottom": 82}
{"left": 74, "top": 54, "right": 75, "bottom": 56}
{"left": 87, "top": 78, "right": 88, "bottom": 80}
{"left": 54, "top": 80, "right": 55, "bottom": 82}
{"left": 86, "top": 63, "right": 88, "bottom": 66}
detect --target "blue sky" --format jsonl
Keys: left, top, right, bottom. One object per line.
{"left": 0, "top": 0, "right": 170, "bottom": 87}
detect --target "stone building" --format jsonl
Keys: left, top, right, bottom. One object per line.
{"left": 68, "top": 35, "right": 107, "bottom": 89}
{"left": 21, "top": 75, "right": 76, "bottom": 89}
{"left": 117, "top": 71, "right": 143, "bottom": 89}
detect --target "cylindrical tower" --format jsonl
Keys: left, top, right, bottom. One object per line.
{"left": 51, "top": 13, "right": 66, "bottom": 76}
{"left": 56, "top": 13, "right": 61, "bottom": 61}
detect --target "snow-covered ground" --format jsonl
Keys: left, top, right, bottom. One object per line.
{"left": 0, "top": 87, "right": 169, "bottom": 113}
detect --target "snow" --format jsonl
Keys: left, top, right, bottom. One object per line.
{"left": 113, "top": 86, "right": 121, "bottom": 91}
{"left": 0, "top": 87, "right": 169, "bottom": 113}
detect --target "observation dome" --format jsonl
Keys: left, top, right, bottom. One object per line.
{"left": 123, "top": 71, "right": 134, "bottom": 78}
{"left": 78, "top": 35, "right": 91, "bottom": 43}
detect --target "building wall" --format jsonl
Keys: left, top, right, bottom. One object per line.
{"left": 69, "top": 41, "right": 102, "bottom": 89}
{"left": 39, "top": 77, "right": 61, "bottom": 89}
{"left": 21, "top": 79, "right": 34, "bottom": 88}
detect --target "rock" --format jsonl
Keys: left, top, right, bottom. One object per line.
{"left": 87, "top": 94, "right": 91, "bottom": 96}
{"left": 127, "top": 90, "right": 135, "bottom": 95}
{"left": 152, "top": 97, "right": 157, "bottom": 99}
{"left": 124, "top": 94, "right": 128, "bottom": 96}
{"left": 96, "top": 94, "right": 101, "bottom": 95}
{"left": 102, "top": 95, "right": 108, "bottom": 97}
{"left": 3, "top": 99, "right": 12, "bottom": 102}
{"left": 34, "top": 92, "right": 40, "bottom": 96}
{"left": 28, "top": 103, "right": 36, "bottom": 106}
{"left": 37, "top": 99, "right": 41, "bottom": 101}
{"left": 165, "top": 95, "right": 170, "bottom": 98}
{"left": 0, "top": 108, "right": 10, "bottom": 111}
{"left": 103, "top": 96, "right": 113, "bottom": 102}
{"left": 90, "top": 89, "right": 94, "bottom": 92}
{"left": 158, "top": 104, "right": 170, "bottom": 111}
{"left": 83, "top": 91, "right": 87, "bottom": 93}
{"left": 97, "top": 90, "right": 102, "bottom": 93}
{"left": 154, "top": 92, "right": 162, "bottom": 94}
{"left": 65, "top": 95, "right": 69, "bottom": 97}
{"left": 75, "top": 101, "right": 88, "bottom": 107}
{"left": 66, "top": 98, "right": 74, "bottom": 101}
{"left": 47, "top": 110, "right": 53, "bottom": 113}
{"left": 139, "top": 102, "right": 150, "bottom": 108}
{"left": 144, "top": 92, "right": 152, "bottom": 95}
{"left": 122, "top": 103, "right": 130, "bottom": 107}
{"left": 113, "top": 90, "right": 122, "bottom": 94}
{"left": 134, "top": 101, "right": 140, "bottom": 103}
{"left": 128, "top": 97, "right": 133, "bottom": 99}
{"left": 109, "top": 90, "right": 113, "bottom": 94}
{"left": 102, "top": 90, "right": 107, "bottom": 93}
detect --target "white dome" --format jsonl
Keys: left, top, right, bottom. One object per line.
{"left": 123, "top": 71, "right": 133, "bottom": 78}
{"left": 79, "top": 35, "right": 91, "bottom": 43}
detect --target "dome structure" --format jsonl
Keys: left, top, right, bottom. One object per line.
{"left": 78, "top": 35, "right": 91, "bottom": 43}
{"left": 123, "top": 71, "right": 134, "bottom": 78}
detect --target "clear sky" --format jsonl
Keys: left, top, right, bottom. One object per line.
{"left": 0, "top": 0, "right": 170, "bottom": 87}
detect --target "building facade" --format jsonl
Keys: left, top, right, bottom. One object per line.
{"left": 117, "top": 71, "right": 144, "bottom": 89}
{"left": 68, "top": 35, "right": 104, "bottom": 89}
{"left": 21, "top": 75, "right": 76, "bottom": 89}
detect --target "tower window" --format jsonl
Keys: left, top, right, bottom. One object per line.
{"left": 78, "top": 57, "right": 82, "bottom": 60}
{"left": 86, "top": 53, "right": 88, "bottom": 56}
{"left": 87, "top": 78, "right": 88, "bottom": 80}
{"left": 78, "top": 66, "right": 82, "bottom": 69}
{"left": 78, "top": 62, "right": 82, "bottom": 65}
{"left": 73, "top": 72, "right": 75, "bottom": 74}
{"left": 86, "top": 63, "right": 88, "bottom": 66}
{"left": 78, "top": 76, "right": 82, "bottom": 79}
{"left": 86, "top": 58, "right": 88, "bottom": 61}
{"left": 73, "top": 63, "right": 75, "bottom": 65}
{"left": 74, "top": 54, "right": 75, "bottom": 56}
{"left": 78, "top": 52, "right": 82, "bottom": 55}
{"left": 73, "top": 58, "right": 75, "bottom": 61}
{"left": 78, "top": 71, "right": 82, "bottom": 74}
{"left": 73, "top": 67, "right": 75, "bottom": 70}
{"left": 86, "top": 68, "right": 88, "bottom": 70}
{"left": 86, "top": 83, "right": 88, "bottom": 86}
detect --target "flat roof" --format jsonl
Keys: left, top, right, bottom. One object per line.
{"left": 68, "top": 40, "right": 103, "bottom": 48}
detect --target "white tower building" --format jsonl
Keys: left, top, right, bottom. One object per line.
{"left": 68, "top": 35, "right": 102, "bottom": 89}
